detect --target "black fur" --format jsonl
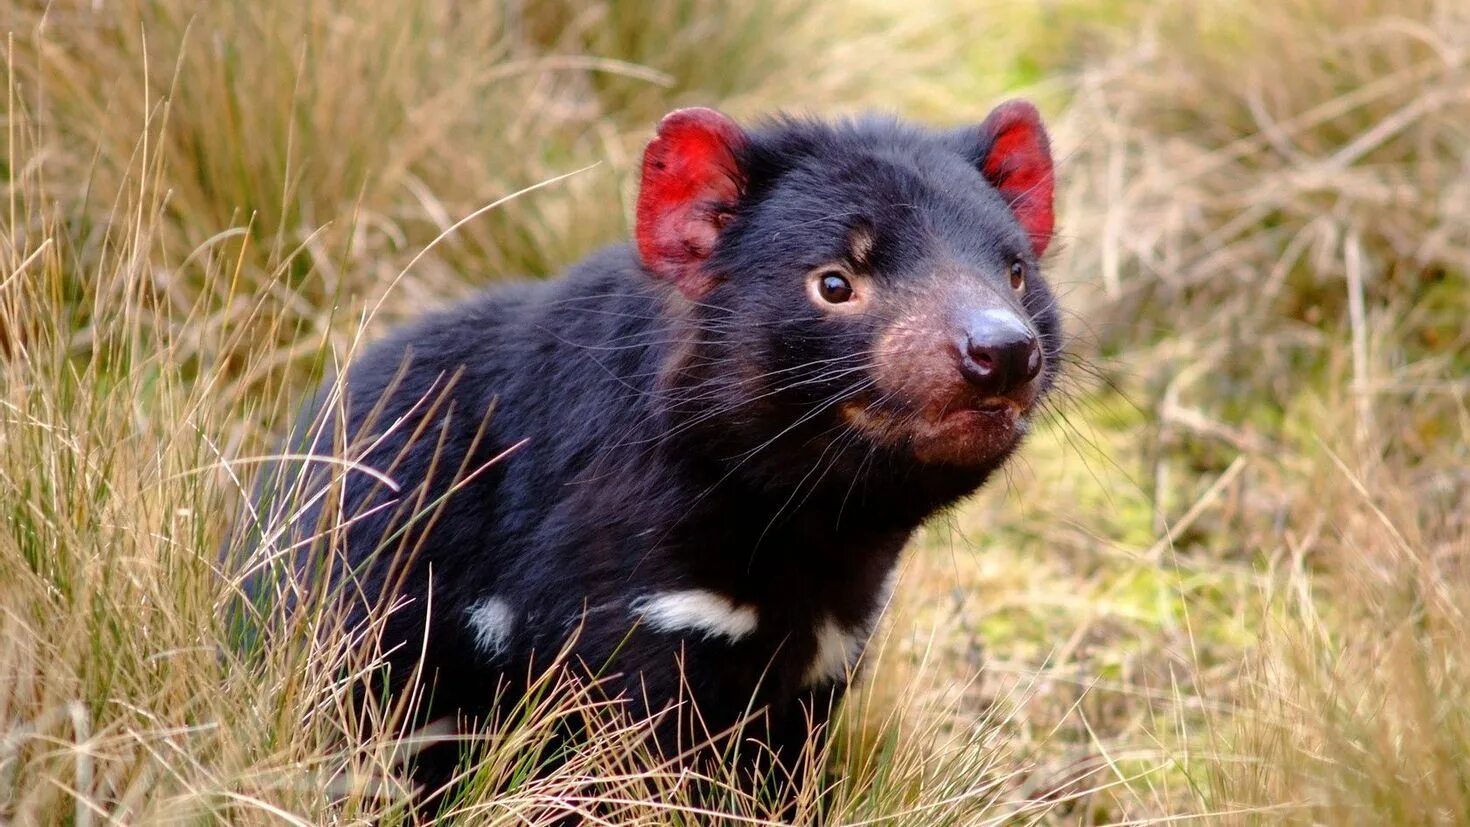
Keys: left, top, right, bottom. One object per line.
{"left": 237, "top": 113, "right": 1062, "bottom": 805}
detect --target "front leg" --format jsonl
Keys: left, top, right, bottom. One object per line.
{"left": 761, "top": 682, "right": 848, "bottom": 823}
{"left": 624, "top": 658, "right": 849, "bottom": 819}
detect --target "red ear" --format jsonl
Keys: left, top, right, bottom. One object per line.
{"left": 635, "top": 107, "right": 748, "bottom": 298}
{"left": 977, "top": 100, "right": 1055, "bottom": 258}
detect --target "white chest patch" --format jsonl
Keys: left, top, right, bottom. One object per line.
{"left": 876, "top": 565, "right": 900, "bottom": 616}
{"left": 631, "top": 589, "right": 759, "bottom": 643}
{"left": 804, "top": 617, "right": 867, "bottom": 688}
{"left": 465, "top": 597, "right": 515, "bottom": 656}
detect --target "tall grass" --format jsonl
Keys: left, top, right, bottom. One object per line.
{"left": 4, "top": 0, "right": 915, "bottom": 402}
{"left": 1217, "top": 437, "right": 1470, "bottom": 824}
{"left": 0, "top": 1, "right": 1058, "bottom": 822}
{"left": 1025, "top": 0, "right": 1470, "bottom": 820}
{"left": 2, "top": 0, "right": 1468, "bottom": 823}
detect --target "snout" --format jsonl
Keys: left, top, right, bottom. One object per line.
{"left": 956, "top": 309, "right": 1042, "bottom": 399}
{"left": 847, "top": 297, "right": 1050, "bottom": 466}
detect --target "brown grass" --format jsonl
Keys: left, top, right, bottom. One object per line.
{"left": 1, "top": 0, "right": 1467, "bottom": 823}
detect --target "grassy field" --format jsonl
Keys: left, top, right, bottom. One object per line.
{"left": 2, "top": 0, "right": 1468, "bottom": 823}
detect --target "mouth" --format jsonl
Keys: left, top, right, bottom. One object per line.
{"left": 842, "top": 395, "right": 1032, "bottom": 466}
{"left": 970, "top": 397, "right": 1019, "bottom": 416}
{"left": 912, "top": 399, "right": 1028, "bottom": 460}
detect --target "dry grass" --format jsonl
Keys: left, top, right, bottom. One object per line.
{"left": 948, "top": 0, "right": 1470, "bottom": 821}
{"left": 2, "top": 0, "right": 1468, "bottom": 823}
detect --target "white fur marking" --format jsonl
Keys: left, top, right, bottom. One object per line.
{"left": 804, "top": 617, "right": 866, "bottom": 687}
{"left": 876, "top": 565, "right": 900, "bottom": 615}
{"left": 466, "top": 597, "right": 514, "bottom": 656}
{"left": 631, "top": 590, "right": 758, "bottom": 642}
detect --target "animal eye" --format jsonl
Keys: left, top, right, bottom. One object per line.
{"left": 817, "top": 272, "right": 854, "bottom": 304}
{"left": 1009, "top": 260, "right": 1026, "bottom": 292}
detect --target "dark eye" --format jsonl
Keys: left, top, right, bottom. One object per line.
{"left": 1009, "top": 260, "right": 1026, "bottom": 292}
{"left": 817, "top": 272, "right": 854, "bottom": 304}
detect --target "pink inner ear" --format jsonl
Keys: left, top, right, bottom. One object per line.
{"left": 980, "top": 101, "right": 1055, "bottom": 258}
{"left": 636, "top": 108, "right": 747, "bottom": 297}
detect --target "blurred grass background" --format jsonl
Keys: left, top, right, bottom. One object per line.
{"left": 1, "top": 0, "right": 1467, "bottom": 822}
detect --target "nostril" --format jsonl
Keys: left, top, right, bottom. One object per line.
{"left": 1023, "top": 339, "right": 1043, "bottom": 380}
{"left": 965, "top": 339, "right": 997, "bottom": 375}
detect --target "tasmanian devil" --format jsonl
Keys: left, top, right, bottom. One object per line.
{"left": 238, "top": 100, "right": 1062, "bottom": 802}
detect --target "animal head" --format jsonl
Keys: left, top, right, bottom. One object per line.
{"left": 636, "top": 103, "right": 1062, "bottom": 481}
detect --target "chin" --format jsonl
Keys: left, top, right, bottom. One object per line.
{"left": 841, "top": 399, "right": 1032, "bottom": 468}
{"left": 908, "top": 406, "right": 1029, "bottom": 466}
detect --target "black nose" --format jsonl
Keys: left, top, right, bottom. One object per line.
{"left": 957, "top": 309, "right": 1042, "bottom": 396}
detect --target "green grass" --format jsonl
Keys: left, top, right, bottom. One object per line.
{"left": 2, "top": 0, "right": 1468, "bottom": 823}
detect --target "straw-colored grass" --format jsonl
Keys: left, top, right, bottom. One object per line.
{"left": 2, "top": 0, "right": 1467, "bottom": 823}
